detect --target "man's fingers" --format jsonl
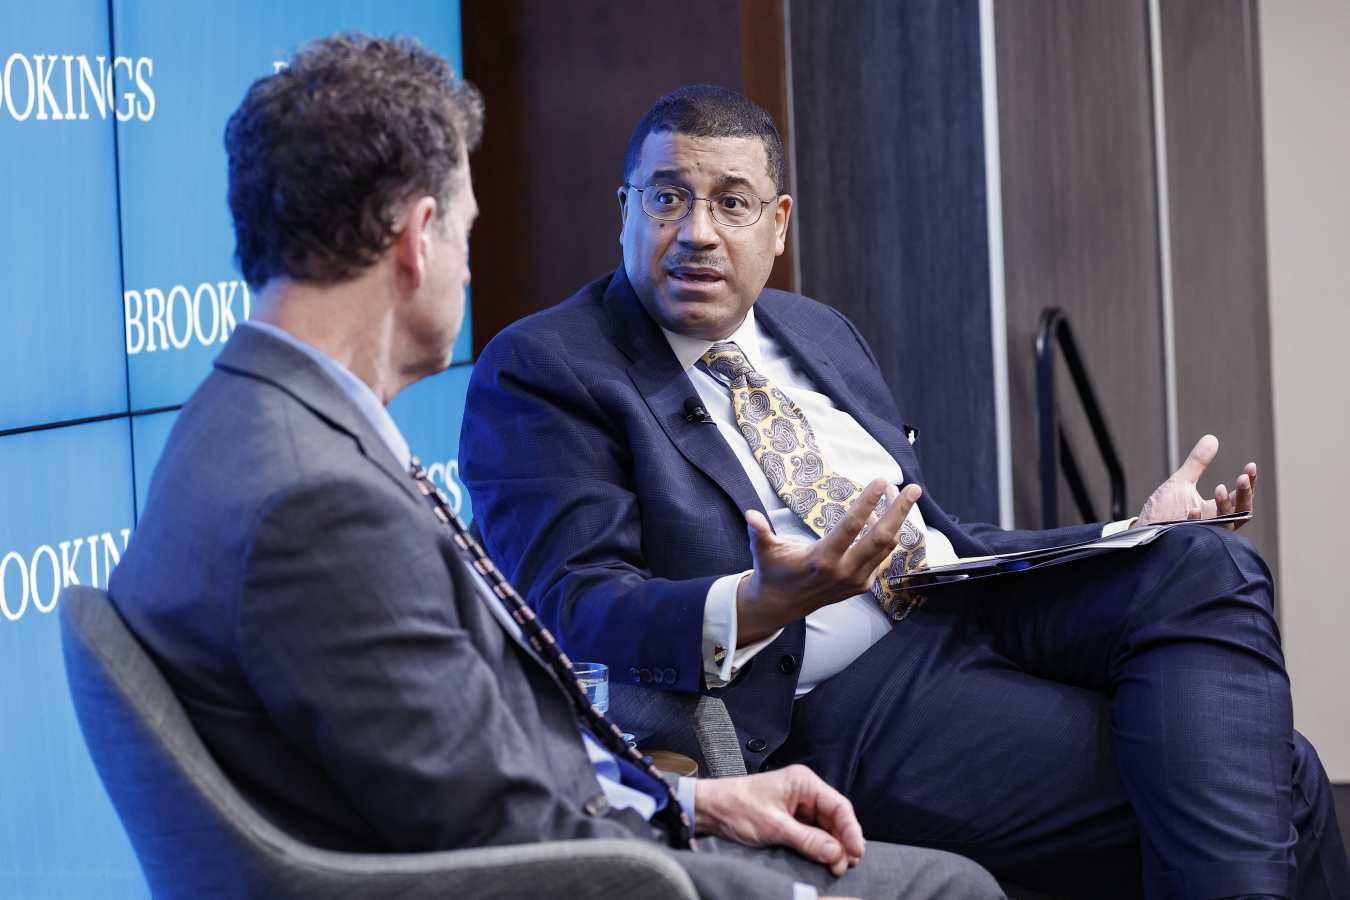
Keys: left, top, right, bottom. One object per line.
{"left": 853, "top": 484, "right": 920, "bottom": 571}
{"left": 823, "top": 479, "right": 888, "bottom": 551}
{"left": 785, "top": 766, "right": 865, "bottom": 856}
{"left": 1176, "top": 434, "right": 1219, "bottom": 485}
{"left": 792, "top": 765, "right": 864, "bottom": 850}
{"left": 810, "top": 782, "right": 866, "bottom": 859}
{"left": 1231, "top": 471, "right": 1255, "bottom": 529}
{"left": 861, "top": 484, "right": 919, "bottom": 549}
{"left": 845, "top": 484, "right": 919, "bottom": 575}
{"left": 775, "top": 815, "right": 850, "bottom": 875}
{"left": 862, "top": 484, "right": 898, "bottom": 531}
{"left": 745, "top": 509, "right": 774, "bottom": 545}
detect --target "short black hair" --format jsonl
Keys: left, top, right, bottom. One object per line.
{"left": 622, "top": 85, "right": 786, "bottom": 195}
{"left": 226, "top": 33, "right": 483, "bottom": 289}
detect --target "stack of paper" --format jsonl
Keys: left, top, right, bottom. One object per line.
{"left": 887, "top": 511, "right": 1252, "bottom": 590}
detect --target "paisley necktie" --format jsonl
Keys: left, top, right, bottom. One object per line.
{"left": 701, "top": 341, "right": 928, "bottom": 622}
{"left": 408, "top": 456, "right": 695, "bottom": 850}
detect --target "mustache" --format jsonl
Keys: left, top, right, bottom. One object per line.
{"left": 666, "top": 251, "right": 730, "bottom": 273}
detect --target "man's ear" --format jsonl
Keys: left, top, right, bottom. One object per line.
{"left": 773, "top": 194, "right": 794, "bottom": 257}
{"left": 395, "top": 196, "right": 440, "bottom": 290}
{"left": 617, "top": 185, "right": 634, "bottom": 247}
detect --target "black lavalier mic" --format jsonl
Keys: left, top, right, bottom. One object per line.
{"left": 684, "top": 397, "right": 713, "bottom": 424}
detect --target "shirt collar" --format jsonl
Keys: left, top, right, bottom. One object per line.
{"left": 238, "top": 319, "right": 412, "bottom": 471}
{"left": 659, "top": 306, "right": 763, "bottom": 373}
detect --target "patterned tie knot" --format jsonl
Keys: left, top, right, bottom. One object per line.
{"left": 703, "top": 342, "right": 769, "bottom": 390}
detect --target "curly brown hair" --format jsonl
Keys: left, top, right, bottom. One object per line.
{"left": 226, "top": 33, "right": 483, "bottom": 289}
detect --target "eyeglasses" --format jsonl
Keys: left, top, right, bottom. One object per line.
{"left": 626, "top": 183, "right": 777, "bottom": 227}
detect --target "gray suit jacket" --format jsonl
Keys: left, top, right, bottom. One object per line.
{"left": 107, "top": 325, "right": 799, "bottom": 900}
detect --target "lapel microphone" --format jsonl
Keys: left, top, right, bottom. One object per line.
{"left": 684, "top": 397, "right": 714, "bottom": 424}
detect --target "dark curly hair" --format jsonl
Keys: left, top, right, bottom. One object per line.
{"left": 622, "top": 85, "right": 786, "bottom": 195}
{"left": 226, "top": 33, "right": 483, "bottom": 289}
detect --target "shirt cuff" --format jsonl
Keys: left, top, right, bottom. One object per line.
{"left": 1101, "top": 517, "right": 1138, "bottom": 537}
{"left": 793, "top": 883, "right": 819, "bottom": 900}
{"left": 702, "top": 571, "right": 783, "bottom": 687}
{"left": 677, "top": 775, "right": 697, "bottom": 826}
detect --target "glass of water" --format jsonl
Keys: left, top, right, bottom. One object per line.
{"left": 571, "top": 662, "right": 609, "bottom": 715}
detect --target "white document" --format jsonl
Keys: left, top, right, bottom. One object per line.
{"left": 887, "top": 511, "right": 1253, "bottom": 590}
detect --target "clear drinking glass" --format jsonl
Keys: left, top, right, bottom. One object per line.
{"left": 571, "top": 662, "right": 609, "bottom": 714}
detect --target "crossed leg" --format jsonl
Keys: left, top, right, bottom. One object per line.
{"left": 772, "top": 526, "right": 1349, "bottom": 900}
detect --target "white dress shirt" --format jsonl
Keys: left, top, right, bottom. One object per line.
{"left": 662, "top": 309, "right": 1132, "bottom": 699}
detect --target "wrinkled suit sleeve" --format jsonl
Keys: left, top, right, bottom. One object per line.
{"left": 237, "top": 473, "right": 644, "bottom": 852}
{"left": 460, "top": 327, "right": 715, "bottom": 694}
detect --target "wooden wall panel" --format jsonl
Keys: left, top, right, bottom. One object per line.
{"left": 995, "top": 0, "right": 1170, "bottom": 530}
{"left": 740, "top": 0, "right": 797, "bottom": 293}
{"left": 1160, "top": 0, "right": 1279, "bottom": 584}
{"left": 789, "top": 0, "right": 999, "bottom": 524}
{"left": 462, "top": 0, "right": 743, "bottom": 352}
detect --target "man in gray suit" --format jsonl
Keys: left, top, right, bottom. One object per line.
{"left": 106, "top": 33, "right": 999, "bottom": 900}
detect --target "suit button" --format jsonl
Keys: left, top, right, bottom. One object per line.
{"left": 779, "top": 654, "right": 797, "bottom": 675}
{"left": 584, "top": 794, "right": 612, "bottom": 817}
{"left": 663, "top": 668, "right": 677, "bottom": 683}
{"left": 652, "top": 668, "right": 665, "bottom": 683}
{"left": 640, "top": 668, "right": 653, "bottom": 683}
{"left": 746, "top": 738, "right": 767, "bottom": 753}
{"left": 630, "top": 668, "right": 641, "bottom": 683}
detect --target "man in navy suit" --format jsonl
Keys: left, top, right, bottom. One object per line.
{"left": 109, "top": 45, "right": 1002, "bottom": 900}
{"left": 461, "top": 86, "right": 1349, "bottom": 899}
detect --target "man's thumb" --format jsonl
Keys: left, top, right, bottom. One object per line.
{"left": 1178, "top": 434, "right": 1219, "bottom": 483}
{"left": 745, "top": 510, "right": 773, "bottom": 548}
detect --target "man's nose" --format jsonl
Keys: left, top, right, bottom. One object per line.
{"left": 677, "top": 199, "right": 720, "bottom": 248}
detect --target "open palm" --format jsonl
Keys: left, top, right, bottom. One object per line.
{"left": 1136, "top": 434, "right": 1256, "bottom": 529}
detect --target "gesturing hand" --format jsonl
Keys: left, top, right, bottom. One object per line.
{"left": 1136, "top": 434, "right": 1256, "bottom": 529}
{"left": 736, "top": 481, "right": 921, "bottom": 644}
{"left": 694, "top": 765, "right": 866, "bottom": 877}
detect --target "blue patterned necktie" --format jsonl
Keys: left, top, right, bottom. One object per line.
{"left": 702, "top": 342, "right": 929, "bottom": 622}
{"left": 407, "top": 456, "right": 695, "bottom": 849}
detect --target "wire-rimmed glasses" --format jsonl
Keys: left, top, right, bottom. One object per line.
{"left": 626, "top": 183, "right": 777, "bottom": 227}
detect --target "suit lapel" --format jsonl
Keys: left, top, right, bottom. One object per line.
{"left": 754, "top": 297, "right": 916, "bottom": 468}
{"left": 752, "top": 297, "right": 966, "bottom": 542}
{"left": 604, "top": 269, "right": 768, "bottom": 522}
{"left": 214, "top": 325, "right": 424, "bottom": 508}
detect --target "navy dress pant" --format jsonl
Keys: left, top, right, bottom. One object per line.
{"left": 770, "top": 526, "right": 1349, "bottom": 900}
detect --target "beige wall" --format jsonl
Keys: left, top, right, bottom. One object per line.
{"left": 1259, "top": 0, "right": 1350, "bottom": 780}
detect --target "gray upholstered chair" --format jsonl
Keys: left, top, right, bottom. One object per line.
{"left": 59, "top": 585, "right": 698, "bottom": 900}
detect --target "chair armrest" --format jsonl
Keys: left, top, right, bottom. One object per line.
{"left": 274, "top": 837, "right": 699, "bottom": 900}
{"left": 611, "top": 683, "right": 747, "bottom": 778}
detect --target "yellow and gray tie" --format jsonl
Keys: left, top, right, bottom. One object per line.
{"left": 702, "top": 341, "right": 928, "bottom": 622}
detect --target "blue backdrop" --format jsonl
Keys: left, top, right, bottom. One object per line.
{"left": 0, "top": 3, "right": 468, "bottom": 895}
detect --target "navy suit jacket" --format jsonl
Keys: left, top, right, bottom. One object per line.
{"left": 462, "top": 268, "right": 1102, "bottom": 770}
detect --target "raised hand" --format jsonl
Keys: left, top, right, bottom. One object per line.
{"left": 736, "top": 480, "right": 921, "bottom": 644}
{"left": 1136, "top": 434, "right": 1256, "bottom": 529}
{"left": 694, "top": 764, "right": 866, "bottom": 877}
